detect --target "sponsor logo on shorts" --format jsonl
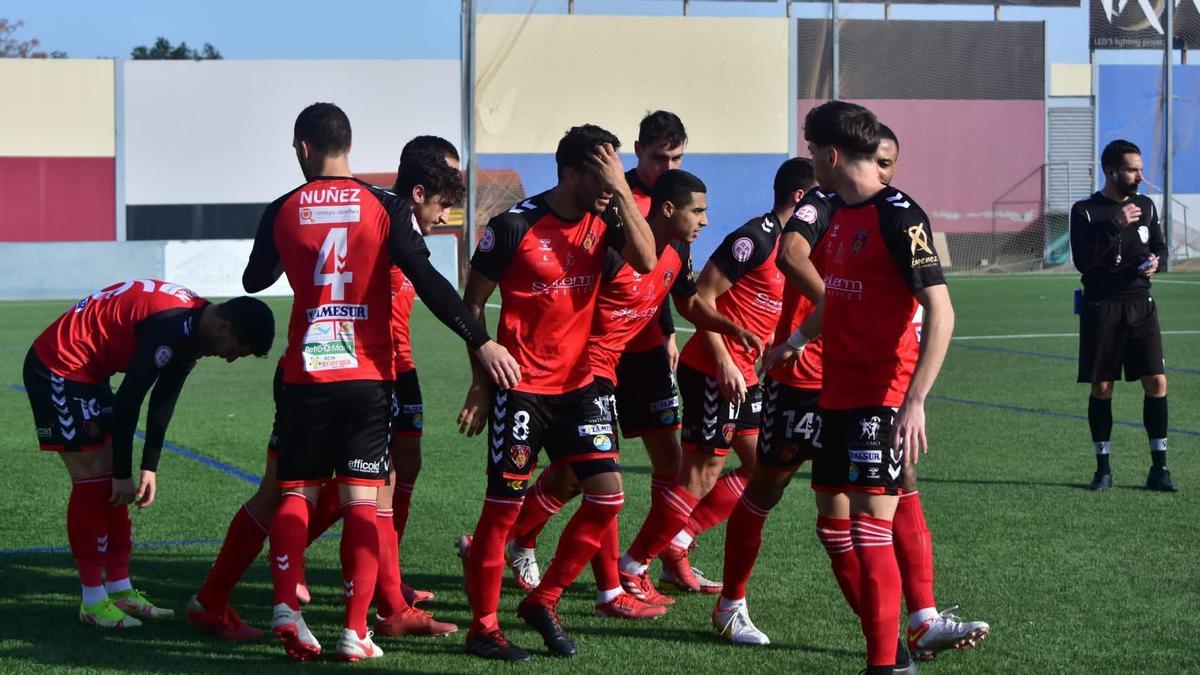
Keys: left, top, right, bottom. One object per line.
{"left": 660, "top": 410, "right": 677, "bottom": 425}
{"left": 722, "top": 423, "right": 736, "bottom": 443}
{"left": 154, "top": 346, "right": 173, "bottom": 368}
{"left": 750, "top": 401, "right": 762, "bottom": 414}
{"left": 402, "top": 404, "right": 423, "bottom": 414}
{"left": 36, "top": 426, "right": 52, "bottom": 439}
{"left": 649, "top": 396, "right": 679, "bottom": 412}
{"left": 508, "top": 478, "right": 527, "bottom": 491}
{"left": 509, "top": 444, "right": 531, "bottom": 469}
{"left": 858, "top": 416, "right": 882, "bottom": 441}
{"left": 299, "top": 204, "right": 361, "bottom": 225}
{"left": 593, "top": 435, "right": 613, "bottom": 451}
{"left": 411, "top": 413, "right": 423, "bottom": 430}
{"left": 579, "top": 423, "right": 613, "bottom": 436}
{"left": 867, "top": 466, "right": 881, "bottom": 479}
{"left": 306, "top": 304, "right": 368, "bottom": 322}
{"left": 347, "top": 457, "right": 382, "bottom": 474}
{"left": 848, "top": 465, "right": 860, "bottom": 482}
{"left": 75, "top": 397, "right": 103, "bottom": 420}
{"left": 849, "top": 449, "right": 883, "bottom": 464}
{"left": 732, "top": 237, "right": 755, "bottom": 263}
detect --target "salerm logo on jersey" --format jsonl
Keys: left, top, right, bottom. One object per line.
{"left": 302, "top": 320, "right": 358, "bottom": 372}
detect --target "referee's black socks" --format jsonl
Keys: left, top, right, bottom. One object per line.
{"left": 1144, "top": 395, "right": 1169, "bottom": 468}
{"left": 1089, "top": 396, "right": 1113, "bottom": 474}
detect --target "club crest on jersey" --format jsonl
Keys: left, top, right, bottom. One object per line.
{"left": 509, "top": 444, "right": 531, "bottom": 469}
{"left": 664, "top": 268, "right": 676, "bottom": 285}
{"left": 732, "top": 237, "right": 755, "bottom": 263}
{"left": 722, "top": 423, "right": 737, "bottom": 443}
{"left": 851, "top": 229, "right": 869, "bottom": 255}
{"left": 859, "top": 416, "right": 882, "bottom": 441}
{"left": 795, "top": 204, "right": 818, "bottom": 224}
{"left": 478, "top": 226, "right": 496, "bottom": 253}
{"left": 582, "top": 229, "right": 596, "bottom": 251}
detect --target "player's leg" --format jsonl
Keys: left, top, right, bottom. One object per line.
{"left": 1128, "top": 296, "right": 1177, "bottom": 491}
{"left": 1141, "top": 373, "right": 1175, "bottom": 490}
{"left": 506, "top": 464, "right": 580, "bottom": 590}
{"left": 462, "top": 388, "right": 542, "bottom": 662}
{"left": 616, "top": 346, "right": 684, "bottom": 530}
{"left": 1080, "top": 297, "right": 1118, "bottom": 490}
{"left": 387, "top": 369, "right": 438, "bottom": 605}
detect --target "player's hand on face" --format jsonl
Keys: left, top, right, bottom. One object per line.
{"left": 476, "top": 340, "right": 521, "bottom": 390}
{"left": 716, "top": 359, "right": 747, "bottom": 405}
{"left": 586, "top": 142, "right": 628, "bottom": 194}
{"left": 458, "top": 381, "right": 493, "bottom": 437}
{"left": 110, "top": 477, "right": 137, "bottom": 506}
{"left": 1115, "top": 203, "right": 1142, "bottom": 227}
{"left": 892, "top": 400, "right": 928, "bottom": 466}
{"left": 665, "top": 333, "right": 680, "bottom": 372}
{"left": 135, "top": 470, "right": 157, "bottom": 508}
{"left": 763, "top": 342, "right": 800, "bottom": 372}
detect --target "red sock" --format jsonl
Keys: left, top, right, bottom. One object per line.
{"left": 306, "top": 480, "right": 342, "bottom": 545}
{"left": 852, "top": 514, "right": 901, "bottom": 668}
{"left": 649, "top": 471, "right": 673, "bottom": 517}
{"left": 105, "top": 504, "right": 132, "bottom": 582}
{"left": 627, "top": 485, "right": 699, "bottom": 564}
{"left": 530, "top": 492, "right": 624, "bottom": 607}
{"left": 340, "top": 499, "right": 380, "bottom": 638}
{"left": 67, "top": 474, "right": 111, "bottom": 587}
{"left": 590, "top": 517, "right": 621, "bottom": 591}
{"left": 374, "top": 508, "right": 408, "bottom": 618}
{"left": 269, "top": 492, "right": 313, "bottom": 611}
{"left": 392, "top": 480, "right": 414, "bottom": 540}
{"left": 893, "top": 492, "right": 935, "bottom": 613}
{"left": 511, "top": 471, "right": 564, "bottom": 550}
{"left": 685, "top": 468, "right": 748, "bottom": 538}
{"left": 467, "top": 497, "right": 523, "bottom": 634}
{"left": 817, "top": 515, "right": 861, "bottom": 614}
{"left": 720, "top": 494, "right": 770, "bottom": 601}
{"left": 197, "top": 503, "right": 268, "bottom": 612}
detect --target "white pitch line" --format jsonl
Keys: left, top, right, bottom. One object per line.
{"left": 1153, "top": 279, "right": 1200, "bottom": 285}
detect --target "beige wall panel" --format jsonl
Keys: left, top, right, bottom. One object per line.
{"left": 476, "top": 15, "right": 788, "bottom": 154}
{"left": 0, "top": 60, "right": 115, "bottom": 157}
{"left": 1051, "top": 63, "right": 1092, "bottom": 97}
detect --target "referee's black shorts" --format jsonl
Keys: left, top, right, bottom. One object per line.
{"left": 1077, "top": 293, "right": 1165, "bottom": 383}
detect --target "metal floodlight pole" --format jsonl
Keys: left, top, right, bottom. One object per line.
{"left": 831, "top": 0, "right": 840, "bottom": 100}
{"left": 1164, "top": 0, "right": 1174, "bottom": 271}
{"left": 462, "top": 0, "right": 478, "bottom": 284}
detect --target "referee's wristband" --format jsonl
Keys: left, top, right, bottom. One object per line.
{"left": 786, "top": 330, "right": 810, "bottom": 351}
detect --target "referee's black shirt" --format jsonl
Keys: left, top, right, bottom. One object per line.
{"left": 1069, "top": 192, "right": 1167, "bottom": 299}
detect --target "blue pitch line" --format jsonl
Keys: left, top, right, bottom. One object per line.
{"left": 929, "top": 394, "right": 1200, "bottom": 437}
{"left": 0, "top": 533, "right": 339, "bottom": 557}
{"left": 9, "top": 384, "right": 259, "bottom": 486}
{"left": 953, "top": 343, "right": 1200, "bottom": 377}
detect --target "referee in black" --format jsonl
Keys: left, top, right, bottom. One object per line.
{"left": 1070, "top": 139, "right": 1176, "bottom": 493}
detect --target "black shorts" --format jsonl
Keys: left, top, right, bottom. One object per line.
{"left": 823, "top": 407, "right": 902, "bottom": 496}
{"left": 614, "top": 346, "right": 681, "bottom": 438}
{"left": 390, "top": 368, "right": 424, "bottom": 441}
{"left": 757, "top": 377, "right": 826, "bottom": 473}
{"left": 678, "top": 362, "right": 762, "bottom": 456}
{"left": 274, "top": 378, "right": 392, "bottom": 487}
{"left": 485, "top": 379, "right": 619, "bottom": 498}
{"left": 1078, "top": 294, "right": 1165, "bottom": 383}
{"left": 24, "top": 348, "right": 113, "bottom": 452}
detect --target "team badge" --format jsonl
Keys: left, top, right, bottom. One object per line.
{"left": 794, "top": 204, "right": 818, "bottom": 224}
{"left": 479, "top": 226, "right": 496, "bottom": 253}
{"left": 732, "top": 237, "right": 754, "bottom": 263}
{"left": 593, "top": 435, "right": 613, "bottom": 451}
{"left": 1138, "top": 225, "right": 1149, "bottom": 243}
{"left": 583, "top": 229, "right": 596, "bottom": 251}
{"left": 154, "top": 346, "right": 174, "bottom": 368}
{"left": 412, "top": 413, "right": 424, "bottom": 430}
{"left": 509, "top": 444, "right": 531, "bottom": 469}
{"left": 660, "top": 410, "right": 676, "bottom": 425}
{"left": 851, "top": 229, "right": 869, "bottom": 255}
{"left": 664, "top": 268, "right": 675, "bottom": 285}
{"left": 722, "top": 423, "right": 737, "bottom": 443}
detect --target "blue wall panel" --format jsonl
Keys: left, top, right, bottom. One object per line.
{"left": 1098, "top": 65, "right": 1200, "bottom": 192}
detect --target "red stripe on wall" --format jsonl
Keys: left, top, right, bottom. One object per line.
{"left": 0, "top": 157, "right": 115, "bottom": 241}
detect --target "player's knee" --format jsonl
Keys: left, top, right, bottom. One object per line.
{"left": 548, "top": 469, "right": 582, "bottom": 502}
{"left": 814, "top": 491, "right": 850, "bottom": 519}
{"left": 1091, "top": 381, "right": 1114, "bottom": 399}
{"left": 245, "top": 487, "right": 281, "bottom": 522}
{"left": 1142, "top": 374, "right": 1167, "bottom": 397}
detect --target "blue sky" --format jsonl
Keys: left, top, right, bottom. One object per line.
{"left": 4, "top": 0, "right": 1115, "bottom": 64}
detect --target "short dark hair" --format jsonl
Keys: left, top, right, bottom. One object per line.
{"left": 1101, "top": 139, "right": 1141, "bottom": 172}
{"left": 215, "top": 296, "right": 275, "bottom": 357}
{"left": 773, "top": 157, "right": 817, "bottom": 205}
{"left": 401, "top": 135, "right": 460, "bottom": 165}
{"left": 650, "top": 169, "right": 707, "bottom": 215}
{"left": 638, "top": 110, "right": 688, "bottom": 149}
{"left": 803, "top": 100, "right": 880, "bottom": 160}
{"left": 394, "top": 149, "right": 466, "bottom": 205}
{"left": 555, "top": 124, "right": 620, "bottom": 174}
{"left": 293, "top": 102, "right": 352, "bottom": 156}
{"left": 878, "top": 123, "right": 899, "bottom": 151}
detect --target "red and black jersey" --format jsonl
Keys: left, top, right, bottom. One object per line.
{"left": 622, "top": 168, "right": 676, "bottom": 351}
{"left": 471, "top": 192, "right": 624, "bottom": 395}
{"left": 820, "top": 186, "right": 946, "bottom": 410}
{"left": 32, "top": 279, "right": 208, "bottom": 478}
{"left": 390, "top": 266, "right": 416, "bottom": 374}
{"left": 678, "top": 212, "right": 785, "bottom": 386}
{"left": 245, "top": 177, "right": 488, "bottom": 386}
{"left": 769, "top": 190, "right": 837, "bottom": 390}
{"left": 590, "top": 242, "right": 697, "bottom": 384}
{"left": 625, "top": 169, "right": 653, "bottom": 217}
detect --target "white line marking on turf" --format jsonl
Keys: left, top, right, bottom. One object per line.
{"left": 1153, "top": 279, "right": 1200, "bottom": 285}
